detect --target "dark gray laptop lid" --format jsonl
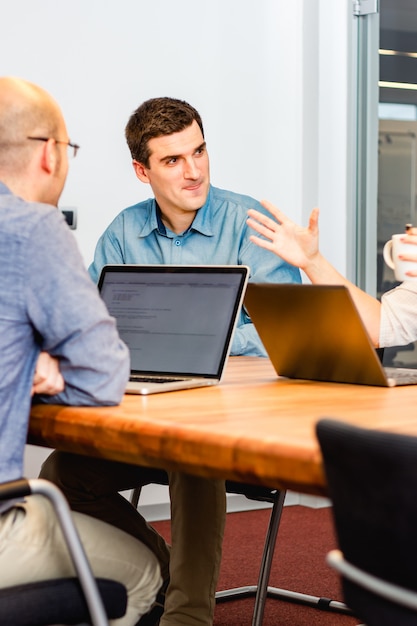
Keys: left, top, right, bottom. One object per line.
{"left": 98, "top": 264, "right": 249, "bottom": 380}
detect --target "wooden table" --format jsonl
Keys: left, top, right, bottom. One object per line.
{"left": 29, "top": 356, "right": 417, "bottom": 497}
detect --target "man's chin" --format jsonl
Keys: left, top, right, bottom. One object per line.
{"left": 183, "top": 188, "right": 209, "bottom": 208}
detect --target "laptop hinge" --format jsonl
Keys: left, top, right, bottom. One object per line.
{"left": 353, "top": 0, "right": 378, "bottom": 17}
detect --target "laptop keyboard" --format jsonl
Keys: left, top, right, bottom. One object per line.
{"left": 130, "top": 375, "right": 184, "bottom": 384}
{"left": 385, "top": 367, "right": 417, "bottom": 385}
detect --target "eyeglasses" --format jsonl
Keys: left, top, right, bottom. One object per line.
{"left": 27, "top": 136, "right": 80, "bottom": 158}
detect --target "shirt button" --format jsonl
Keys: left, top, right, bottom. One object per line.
{"left": 175, "top": 239, "right": 181, "bottom": 246}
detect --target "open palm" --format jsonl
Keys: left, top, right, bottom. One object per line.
{"left": 247, "top": 200, "right": 319, "bottom": 271}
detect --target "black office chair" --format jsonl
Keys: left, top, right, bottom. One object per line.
{"left": 317, "top": 418, "right": 417, "bottom": 626}
{"left": 0, "top": 478, "right": 127, "bottom": 626}
{"left": 131, "top": 478, "right": 349, "bottom": 626}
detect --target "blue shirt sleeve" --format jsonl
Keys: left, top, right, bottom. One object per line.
{"left": 28, "top": 211, "right": 130, "bottom": 406}
{"left": 88, "top": 225, "right": 126, "bottom": 283}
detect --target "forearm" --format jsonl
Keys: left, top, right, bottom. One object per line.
{"left": 38, "top": 318, "right": 130, "bottom": 406}
{"left": 303, "top": 253, "right": 381, "bottom": 346}
{"left": 247, "top": 203, "right": 382, "bottom": 345}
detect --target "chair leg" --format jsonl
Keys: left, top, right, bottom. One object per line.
{"left": 130, "top": 486, "right": 142, "bottom": 509}
{"left": 132, "top": 483, "right": 352, "bottom": 622}
{"left": 251, "top": 490, "right": 286, "bottom": 626}
{"left": 215, "top": 490, "right": 286, "bottom": 625}
{"left": 216, "top": 490, "right": 352, "bottom": 624}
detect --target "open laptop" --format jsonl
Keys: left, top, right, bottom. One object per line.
{"left": 244, "top": 283, "right": 417, "bottom": 387}
{"left": 98, "top": 264, "right": 249, "bottom": 394}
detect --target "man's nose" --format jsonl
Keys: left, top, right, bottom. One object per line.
{"left": 183, "top": 157, "right": 199, "bottom": 178}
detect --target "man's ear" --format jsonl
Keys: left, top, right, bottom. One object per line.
{"left": 40, "top": 138, "right": 56, "bottom": 174}
{"left": 132, "top": 160, "right": 150, "bottom": 183}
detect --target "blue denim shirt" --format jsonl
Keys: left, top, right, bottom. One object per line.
{"left": 89, "top": 185, "right": 301, "bottom": 356}
{"left": 0, "top": 181, "right": 129, "bottom": 483}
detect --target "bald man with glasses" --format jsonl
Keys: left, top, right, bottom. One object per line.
{"left": 0, "top": 76, "right": 162, "bottom": 626}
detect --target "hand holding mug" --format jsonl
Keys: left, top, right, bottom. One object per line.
{"left": 383, "top": 226, "right": 417, "bottom": 281}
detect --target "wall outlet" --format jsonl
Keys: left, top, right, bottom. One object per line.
{"left": 61, "top": 207, "right": 77, "bottom": 230}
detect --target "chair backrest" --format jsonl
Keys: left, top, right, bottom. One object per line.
{"left": 316, "top": 418, "right": 417, "bottom": 626}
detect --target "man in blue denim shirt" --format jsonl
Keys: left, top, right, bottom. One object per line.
{"left": 89, "top": 97, "right": 301, "bottom": 357}
{"left": 42, "top": 97, "right": 300, "bottom": 626}
{"left": 0, "top": 76, "right": 162, "bottom": 625}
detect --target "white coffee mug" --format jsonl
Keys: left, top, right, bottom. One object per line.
{"left": 383, "top": 233, "right": 417, "bottom": 282}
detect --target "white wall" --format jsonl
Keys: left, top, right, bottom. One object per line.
{"left": 317, "top": 0, "right": 354, "bottom": 274}
{"left": 1, "top": 0, "right": 304, "bottom": 263}
{"left": 2, "top": 0, "right": 353, "bottom": 510}
{"left": 2, "top": 0, "right": 354, "bottom": 269}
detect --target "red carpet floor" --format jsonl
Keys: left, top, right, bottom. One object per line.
{"left": 152, "top": 504, "right": 362, "bottom": 625}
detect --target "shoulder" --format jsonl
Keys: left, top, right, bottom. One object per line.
{"left": 29, "top": 205, "right": 85, "bottom": 269}
{"left": 209, "top": 186, "right": 262, "bottom": 213}
{"left": 107, "top": 197, "right": 154, "bottom": 227}
{"left": 382, "top": 281, "right": 417, "bottom": 303}
{"left": 0, "top": 193, "right": 67, "bottom": 244}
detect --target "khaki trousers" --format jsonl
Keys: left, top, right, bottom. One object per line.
{"left": 40, "top": 451, "right": 226, "bottom": 626}
{"left": 0, "top": 494, "right": 161, "bottom": 626}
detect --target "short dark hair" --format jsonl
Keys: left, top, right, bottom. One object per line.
{"left": 125, "top": 97, "right": 204, "bottom": 167}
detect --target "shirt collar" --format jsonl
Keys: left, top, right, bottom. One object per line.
{"left": 189, "top": 186, "right": 214, "bottom": 236}
{"left": 145, "top": 185, "right": 215, "bottom": 238}
{"left": 136, "top": 198, "right": 162, "bottom": 238}
{"left": 155, "top": 203, "right": 167, "bottom": 235}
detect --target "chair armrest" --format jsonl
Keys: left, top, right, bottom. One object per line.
{"left": 0, "top": 478, "right": 31, "bottom": 501}
{"left": 0, "top": 478, "right": 109, "bottom": 626}
{"left": 327, "top": 549, "right": 417, "bottom": 611}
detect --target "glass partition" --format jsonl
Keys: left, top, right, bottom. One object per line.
{"left": 377, "top": 124, "right": 416, "bottom": 295}
{"left": 378, "top": 0, "right": 417, "bottom": 367}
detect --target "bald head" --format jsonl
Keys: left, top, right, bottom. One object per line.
{"left": 0, "top": 77, "right": 66, "bottom": 173}
{"left": 0, "top": 77, "right": 70, "bottom": 205}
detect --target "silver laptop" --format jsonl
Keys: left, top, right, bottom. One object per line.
{"left": 244, "top": 283, "right": 417, "bottom": 387}
{"left": 98, "top": 264, "right": 249, "bottom": 394}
